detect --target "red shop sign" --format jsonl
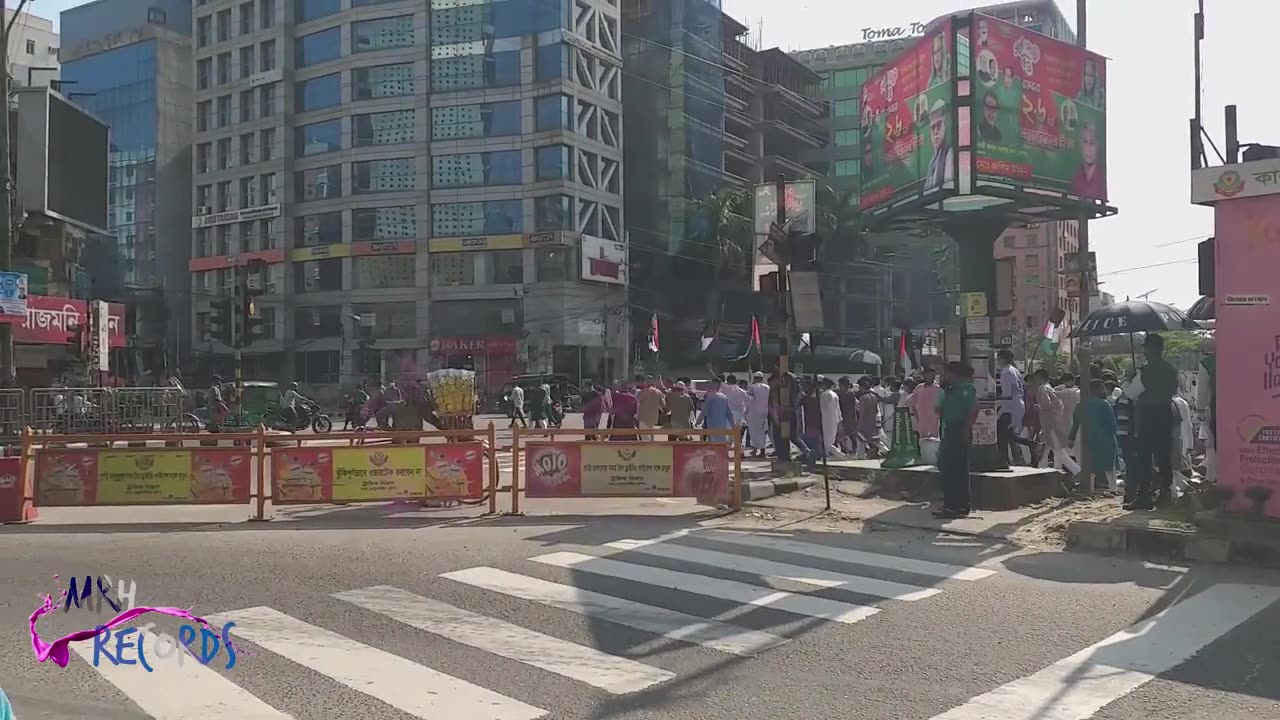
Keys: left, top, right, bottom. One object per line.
{"left": 16, "top": 296, "right": 126, "bottom": 347}
{"left": 428, "top": 336, "right": 518, "bottom": 355}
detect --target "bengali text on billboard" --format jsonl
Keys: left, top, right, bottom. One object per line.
{"left": 524, "top": 442, "right": 729, "bottom": 500}
{"left": 859, "top": 20, "right": 956, "bottom": 211}
{"left": 35, "top": 449, "right": 252, "bottom": 506}
{"left": 272, "top": 444, "right": 484, "bottom": 503}
{"left": 971, "top": 14, "right": 1107, "bottom": 200}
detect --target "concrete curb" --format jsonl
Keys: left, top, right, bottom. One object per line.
{"left": 743, "top": 478, "right": 819, "bottom": 501}
{"left": 1066, "top": 519, "right": 1280, "bottom": 567}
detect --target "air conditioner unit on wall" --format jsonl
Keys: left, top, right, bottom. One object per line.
{"left": 197, "top": 205, "right": 212, "bottom": 215}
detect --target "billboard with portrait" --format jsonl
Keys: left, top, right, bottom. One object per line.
{"left": 859, "top": 20, "right": 956, "bottom": 211}
{"left": 970, "top": 14, "right": 1107, "bottom": 201}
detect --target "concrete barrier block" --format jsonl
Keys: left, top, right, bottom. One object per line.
{"left": 1185, "top": 537, "right": 1231, "bottom": 564}
{"left": 1067, "top": 520, "right": 1127, "bottom": 553}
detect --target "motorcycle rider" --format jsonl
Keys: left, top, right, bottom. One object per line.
{"left": 280, "top": 382, "right": 309, "bottom": 429}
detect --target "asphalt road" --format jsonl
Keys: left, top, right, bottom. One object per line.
{"left": 2, "top": 503, "right": 1278, "bottom": 720}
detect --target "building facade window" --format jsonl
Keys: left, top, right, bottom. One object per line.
{"left": 355, "top": 110, "right": 416, "bottom": 146}
{"left": 239, "top": 1, "right": 255, "bottom": 34}
{"left": 260, "top": 0, "right": 275, "bottom": 28}
{"left": 217, "top": 52, "right": 231, "bottom": 84}
{"left": 352, "top": 303, "right": 415, "bottom": 337}
{"left": 834, "top": 159, "right": 859, "bottom": 177}
{"left": 430, "top": 250, "right": 523, "bottom": 286}
{"left": 535, "top": 42, "right": 568, "bottom": 81}
{"left": 239, "top": 45, "right": 255, "bottom": 78}
{"left": 534, "top": 94, "right": 570, "bottom": 131}
{"left": 353, "top": 158, "right": 416, "bottom": 194}
{"left": 534, "top": 194, "right": 573, "bottom": 231}
{"left": 295, "top": 73, "right": 341, "bottom": 112}
{"left": 353, "top": 63, "right": 414, "bottom": 99}
{"left": 295, "top": 118, "right": 342, "bottom": 156}
{"left": 431, "top": 101, "right": 521, "bottom": 140}
{"left": 260, "top": 39, "right": 276, "bottom": 70}
{"left": 431, "top": 150, "right": 522, "bottom": 188}
{"left": 216, "top": 9, "right": 231, "bottom": 41}
{"left": 297, "top": 26, "right": 341, "bottom": 67}
{"left": 296, "top": 211, "right": 343, "bottom": 246}
{"left": 353, "top": 256, "right": 415, "bottom": 289}
{"left": 259, "top": 83, "right": 277, "bottom": 116}
{"left": 197, "top": 58, "right": 211, "bottom": 89}
{"left": 196, "top": 16, "right": 211, "bottom": 48}
{"left": 535, "top": 145, "right": 571, "bottom": 181}
{"left": 833, "top": 99, "right": 857, "bottom": 117}
{"left": 833, "top": 128, "right": 860, "bottom": 147}
{"left": 431, "top": 200, "right": 522, "bottom": 237}
{"left": 295, "top": 0, "right": 339, "bottom": 23}
{"left": 430, "top": 0, "right": 562, "bottom": 42}
{"left": 295, "top": 165, "right": 342, "bottom": 202}
{"left": 197, "top": 100, "right": 211, "bottom": 131}
{"left": 352, "top": 15, "right": 414, "bottom": 52}
{"left": 432, "top": 49, "right": 520, "bottom": 92}
{"left": 353, "top": 206, "right": 417, "bottom": 240}
{"left": 535, "top": 246, "right": 574, "bottom": 282}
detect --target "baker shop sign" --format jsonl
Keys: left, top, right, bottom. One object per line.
{"left": 862, "top": 22, "right": 926, "bottom": 41}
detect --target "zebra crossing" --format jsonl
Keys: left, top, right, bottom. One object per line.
{"left": 70, "top": 529, "right": 998, "bottom": 719}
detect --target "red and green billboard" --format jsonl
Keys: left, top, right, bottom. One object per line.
{"left": 971, "top": 14, "right": 1108, "bottom": 200}
{"left": 859, "top": 20, "right": 956, "bottom": 211}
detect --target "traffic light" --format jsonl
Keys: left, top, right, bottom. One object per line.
{"left": 237, "top": 259, "right": 267, "bottom": 348}
{"left": 209, "top": 297, "right": 234, "bottom": 345}
{"left": 67, "top": 323, "right": 86, "bottom": 362}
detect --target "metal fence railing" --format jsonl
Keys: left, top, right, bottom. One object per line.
{"left": 28, "top": 387, "right": 190, "bottom": 435}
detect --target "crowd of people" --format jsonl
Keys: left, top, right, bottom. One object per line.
{"left": 992, "top": 333, "right": 1212, "bottom": 512}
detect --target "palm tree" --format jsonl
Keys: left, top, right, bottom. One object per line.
{"left": 688, "top": 187, "right": 753, "bottom": 322}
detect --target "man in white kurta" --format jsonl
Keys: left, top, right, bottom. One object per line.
{"left": 746, "top": 372, "right": 772, "bottom": 456}
{"left": 819, "top": 377, "right": 844, "bottom": 457}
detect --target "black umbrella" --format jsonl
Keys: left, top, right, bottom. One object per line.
{"left": 1070, "top": 300, "right": 1200, "bottom": 338}
{"left": 1187, "top": 295, "right": 1215, "bottom": 321}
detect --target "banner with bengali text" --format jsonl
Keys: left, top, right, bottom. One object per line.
{"left": 35, "top": 449, "right": 251, "bottom": 506}
{"left": 971, "top": 14, "right": 1108, "bottom": 200}
{"left": 524, "top": 442, "right": 729, "bottom": 500}
{"left": 859, "top": 20, "right": 956, "bottom": 211}
{"left": 273, "top": 444, "right": 485, "bottom": 503}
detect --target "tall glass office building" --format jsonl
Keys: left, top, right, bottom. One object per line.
{"left": 60, "top": 0, "right": 194, "bottom": 374}
{"left": 188, "top": 0, "right": 625, "bottom": 397}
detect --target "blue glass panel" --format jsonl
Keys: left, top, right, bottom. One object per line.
{"left": 296, "top": 26, "right": 341, "bottom": 67}
{"left": 295, "top": 73, "right": 341, "bottom": 112}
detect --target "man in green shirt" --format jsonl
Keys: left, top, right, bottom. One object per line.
{"left": 935, "top": 361, "right": 978, "bottom": 518}
{"left": 1126, "top": 333, "right": 1179, "bottom": 510}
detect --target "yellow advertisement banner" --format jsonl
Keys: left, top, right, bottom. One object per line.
{"left": 428, "top": 234, "right": 524, "bottom": 253}
{"left": 290, "top": 244, "right": 352, "bottom": 262}
{"left": 331, "top": 446, "right": 426, "bottom": 501}
{"left": 96, "top": 451, "right": 194, "bottom": 504}
{"left": 579, "top": 444, "right": 674, "bottom": 495}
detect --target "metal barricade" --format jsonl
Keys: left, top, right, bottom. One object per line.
{"left": 30, "top": 388, "right": 119, "bottom": 435}
{"left": 0, "top": 388, "right": 25, "bottom": 444}
{"left": 112, "top": 387, "right": 190, "bottom": 433}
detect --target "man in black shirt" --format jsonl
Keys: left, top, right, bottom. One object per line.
{"left": 1126, "top": 334, "right": 1179, "bottom": 510}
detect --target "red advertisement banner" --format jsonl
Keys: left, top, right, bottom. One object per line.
{"left": 34, "top": 448, "right": 251, "bottom": 506}
{"left": 17, "top": 295, "right": 127, "bottom": 346}
{"left": 524, "top": 442, "right": 729, "bottom": 500}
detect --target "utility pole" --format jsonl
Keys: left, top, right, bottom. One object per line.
{"left": 0, "top": 1, "right": 30, "bottom": 387}
{"left": 774, "top": 173, "right": 792, "bottom": 462}
{"left": 1075, "top": 0, "right": 1094, "bottom": 478}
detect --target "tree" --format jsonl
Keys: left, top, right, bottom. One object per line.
{"left": 686, "top": 187, "right": 753, "bottom": 328}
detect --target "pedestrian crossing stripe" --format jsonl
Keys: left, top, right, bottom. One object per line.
{"left": 332, "top": 586, "right": 675, "bottom": 694}
{"left": 703, "top": 530, "right": 998, "bottom": 581}
{"left": 69, "top": 628, "right": 292, "bottom": 720}
{"left": 602, "top": 538, "right": 943, "bottom": 601}
{"left": 441, "top": 566, "right": 788, "bottom": 656}
{"left": 205, "top": 606, "right": 546, "bottom": 720}
{"left": 529, "top": 551, "right": 881, "bottom": 625}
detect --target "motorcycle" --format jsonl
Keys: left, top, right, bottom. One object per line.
{"left": 265, "top": 398, "right": 332, "bottom": 433}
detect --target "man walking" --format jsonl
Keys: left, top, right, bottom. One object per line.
{"left": 995, "top": 350, "right": 1032, "bottom": 466}
{"left": 1126, "top": 333, "right": 1179, "bottom": 510}
{"left": 637, "top": 376, "right": 665, "bottom": 438}
{"left": 906, "top": 366, "right": 942, "bottom": 463}
{"left": 935, "top": 362, "right": 977, "bottom": 518}
{"left": 507, "top": 382, "right": 526, "bottom": 428}
{"left": 722, "top": 374, "right": 749, "bottom": 443}
{"left": 746, "top": 372, "right": 771, "bottom": 457}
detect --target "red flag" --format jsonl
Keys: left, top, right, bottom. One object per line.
{"left": 751, "top": 316, "right": 761, "bottom": 349}
{"left": 648, "top": 314, "right": 660, "bottom": 353}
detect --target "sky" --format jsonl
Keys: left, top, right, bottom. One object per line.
{"left": 12, "top": 0, "right": 1265, "bottom": 309}
{"left": 720, "top": 0, "right": 1274, "bottom": 309}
